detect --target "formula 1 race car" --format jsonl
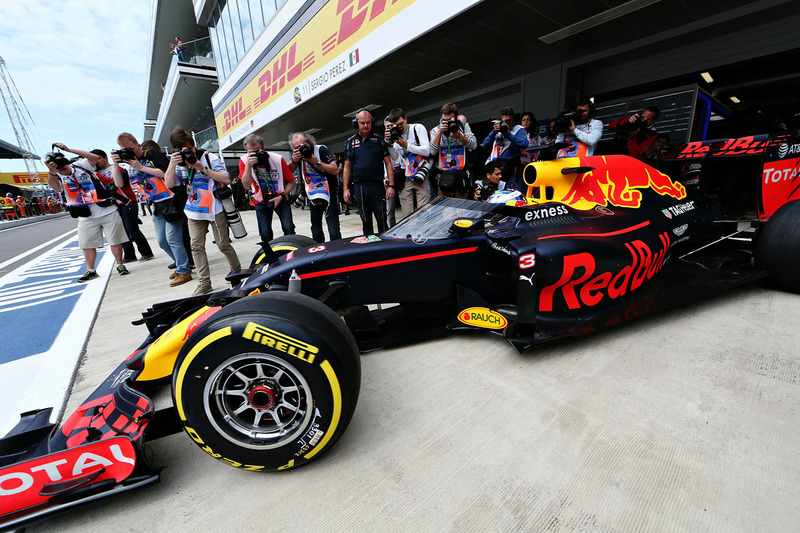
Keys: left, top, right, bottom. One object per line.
{"left": 2, "top": 131, "right": 799, "bottom": 529}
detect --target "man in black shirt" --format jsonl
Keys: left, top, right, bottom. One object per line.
{"left": 342, "top": 109, "right": 396, "bottom": 235}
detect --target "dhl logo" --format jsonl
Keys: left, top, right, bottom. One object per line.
{"left": 524, "top": 156, "right": 686, "bottom": 211}
{"left": 457, "top": 307, "right": 508, "bottom": 330}
{"left": 242, "top": 323, "right": 319, "bottom": 364}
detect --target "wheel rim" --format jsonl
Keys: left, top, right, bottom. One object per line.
{"left": 203, "top": 353, "right": 314, "bottom": 450}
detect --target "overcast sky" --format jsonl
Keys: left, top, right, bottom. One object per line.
{"left": 0, "top": 1, "right": 150, "bottom": 173}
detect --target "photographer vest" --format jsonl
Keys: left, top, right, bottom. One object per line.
{"left": 124, "top": 160, "right": 174, "bottom": 204}
{"left": 486, "top": 124, "right": 525, "bottom": 162}
{"left": 300, "top": 145, "right": 331, "bottom": 205}
{"left": 242, "top": 151, "right": 287, "bottom": 204}
{"left": 182, "top": 152, "right": 223, "bottom": 221}
{"left": 556, "top": 118, "right": 603, "bottom": 158}
{"left": 399, "top": 123, "right": 430, "bottom": 178}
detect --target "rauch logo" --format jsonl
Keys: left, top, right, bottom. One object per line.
{"left": 457, "top": 307, "right": 508, "bottom": 330}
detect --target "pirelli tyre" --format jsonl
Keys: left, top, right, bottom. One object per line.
{"left": 250, "top": 235, "right": 317, "bottom": 268}
{"left": 755, "top": 199, "right": 800, "bottom": 293}
{"left": 172, "top": 292, "right": 360, "bottom": 471}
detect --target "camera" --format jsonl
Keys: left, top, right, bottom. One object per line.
{"left": 114, "top": 148, "right": 136, "bottom": 161}
{"left": 552, "top": 110, "right": 580, "bottom": 135}
{"left": 476, "top": 183, "right": 498, "bottom": 201}
{"left": 180, "top": 148, "right": 197, "bottom": 166}
{"left": 630, "top": 115, "right": 650, "bottom": 131}
{"left": 388, "top": 124, "right": 404, "bottom": 143}
{"left": 493, "top": 119, "right": 510, "bottom": 136}
{"left": 442, "top": 118, "right": 460, "bottom": 136}
{"left": 45, "top": 152, "right": 70, "bottom": 169}
{"left": 254, "top": 150, "right": 271, "bottom": 167}
{"left": 298, "top": 144, "right": 313, "bottom": 159}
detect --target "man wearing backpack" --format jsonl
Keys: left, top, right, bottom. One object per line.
{"left": 45, "top": 142, "right": 129, "bottom": 282}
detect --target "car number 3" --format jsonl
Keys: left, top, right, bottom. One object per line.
{"left": 519, "top": 253, "right": 536, "bottom": 269}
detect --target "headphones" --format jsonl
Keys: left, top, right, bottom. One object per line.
{"left": 352, "top": 108, "right": 375, "bottom": 130}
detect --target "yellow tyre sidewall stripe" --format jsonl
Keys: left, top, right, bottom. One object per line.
{"left": 303, "top": 359, "right": 341, "bottom": 460}
{"left": 174, "top": 327, "right": 232, "bottom": 421}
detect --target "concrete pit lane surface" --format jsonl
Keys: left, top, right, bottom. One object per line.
{"left": 25, "top": 207, "right": 800, "bottom": 532}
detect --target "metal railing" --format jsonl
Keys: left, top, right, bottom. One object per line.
{"left": 193, "top": 125, "right": 219, "bottom": 152}
{"left": 177, "top": 37, "right": 215, "bottom": 67}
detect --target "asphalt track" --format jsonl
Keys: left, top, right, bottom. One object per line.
{"left": 0, "top": 221, "right": 112, "bottom": 437}
{"left": 8, "top": 206, "right": 800, "bottom": 532}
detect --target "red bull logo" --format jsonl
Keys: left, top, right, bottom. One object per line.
{"left": 524, "top": 156, "right": 686, "bottom": 211}
{"left": 539, "top": 232, "right": 671, "bottom": 311}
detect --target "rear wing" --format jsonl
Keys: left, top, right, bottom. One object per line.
{"left": 659, "top": 131, "right": 800, "bottom": 217}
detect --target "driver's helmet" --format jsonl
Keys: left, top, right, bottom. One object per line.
{"left": 486, "top": 189, "right": 523, "bottom": 205}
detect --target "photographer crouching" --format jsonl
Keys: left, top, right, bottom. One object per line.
{"left": 287, "top": 131, "right": 341, "bottom": 243}
{"left": 46, "top": 142, "right": 129, "bottom": 282}
{"left": 551, "top": 98, "right": 604, "bottom": 158}
{"left": 471, "top": 161, "right": 506, "bottom": 201}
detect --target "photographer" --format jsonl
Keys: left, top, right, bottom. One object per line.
{"left": 608, "top": 106, "right": 661, "bottom": 158}
{"left": 46, "top": 142, "right": 129, "bottom": 282}
{"left": 482, "top": 106, "right": 527, "bottom": 190}
{"left": 92, "top": 149, "right": 154, "bottom": 263}
{"left": 430, "top": 103, "right": 478, "bottom": 200}
{"left": 385, "top": 108, "right": 431, "bottom": 217}
{"left": 166, "top": 126, "right": 241, "bottom": 296}
{"left": 287, "top": 131, "right": 341, "bottom": 243}
{"left": 553, "top": 98, "right": 604, "bottom": 158}
{"left": 112, "top": 132, "right": 192, "bottom": 287}
{"left": 239, "top": 133, "right": 296, "bottom": 244}
{"left": 471, "top": 161, "right": 506, "bottom": 201}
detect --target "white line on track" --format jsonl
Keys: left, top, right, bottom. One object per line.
{"left": 0, "top": 228, "right": 78, "bottom": 271}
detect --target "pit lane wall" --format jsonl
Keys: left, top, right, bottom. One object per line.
{"left": 212, "top": 0, "right": 481, "bottom": 150}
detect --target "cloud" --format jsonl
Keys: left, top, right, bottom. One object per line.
{"left": 0, "top": 1, "right": 151, "bottom": 171}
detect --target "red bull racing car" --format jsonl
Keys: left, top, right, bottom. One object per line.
{"left": 2, "top": 131, "right": 800, "bottom": 529}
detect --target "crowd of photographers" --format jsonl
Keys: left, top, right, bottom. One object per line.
{"left": 40, "top": 98, "right": 664, "bottom": 287}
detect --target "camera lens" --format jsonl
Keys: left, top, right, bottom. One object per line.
{"left": 298, "top": 144, "right": 313, "bottom": 158}
{"left": 389, "top": 125, "right": 403, "bottom": 142}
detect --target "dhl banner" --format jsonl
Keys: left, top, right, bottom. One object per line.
{"left": 214, "top": 0, "right": 481, "bottom": 149}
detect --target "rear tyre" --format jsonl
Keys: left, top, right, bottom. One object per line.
{"left": 250, "top": 235, "right": 317, "bottom": 268}
{"left": 755, "top": 199, "right": 800, "bottom": 292}
{"left": 172, "top": 292, "right": 360, "bottom": 471}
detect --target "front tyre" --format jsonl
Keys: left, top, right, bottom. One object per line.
{"left": 250, "top": 235, "right": 318, "bottom": 268}
{"left": 172, "top": 292, "right": 360, "bottom": 471}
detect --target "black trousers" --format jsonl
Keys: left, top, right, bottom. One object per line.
{"left": 354, "top": 181, "right": 386, "bottom": 235}
{"left": 119, "top": 202, "right": 153, "bottom": 260}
